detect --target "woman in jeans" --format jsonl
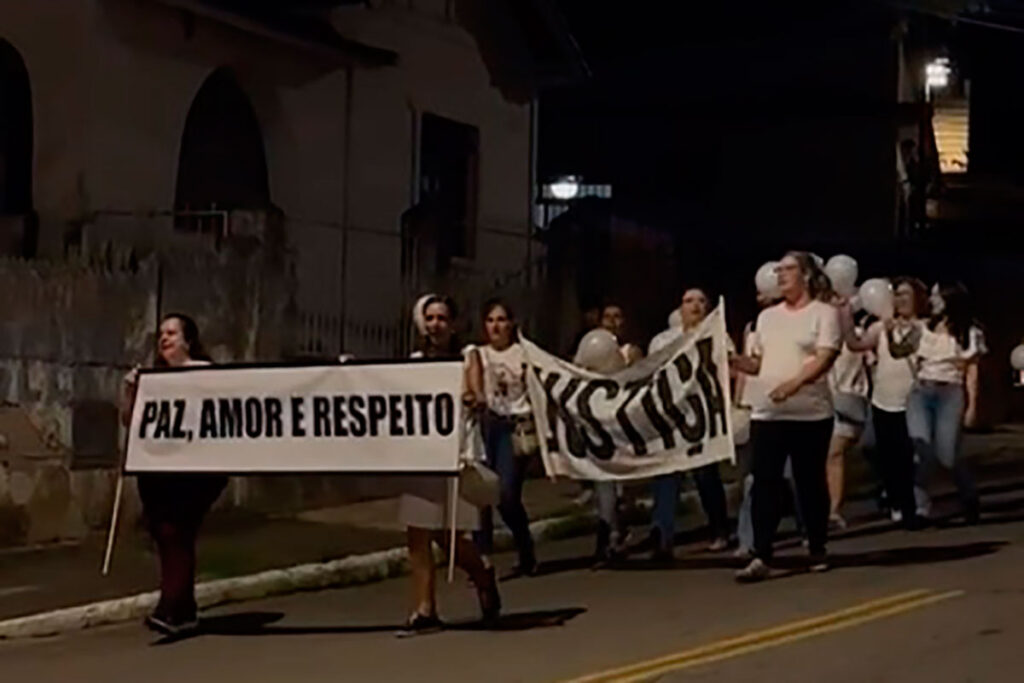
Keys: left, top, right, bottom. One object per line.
{"left": 841, "top": 277, "right": 927, "bottom": 528}
{"left": 730, "top": 252, "right": 841, "bottom": 582}
{"left": 121, "top": 314, "right": 227, "bottom": 637}
{"left": 889, "top": 282, "right": 984, "bottom": 523}
{"left": 397, "top": 295, "right": 500, "bottom": 635}
{"left": 647, "top": 288, "right": 731, "bottom": 559}
{"left": 471, "top": 299, "right": 537, "bottom": 578}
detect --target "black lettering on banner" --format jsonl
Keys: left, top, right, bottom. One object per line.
{"left": 657, "top": 367, "right": 705, "bottom": 442}
{"left": 313, "top": 397, "right": 331, "bottom": 437}
{"left": 404, "top": 395, "right": 415, "bottom": 436}
{"left": 641, "top": 388, "right": 675, "bottom": 450}
{"left": 332, "top": 396, "right": 349, "bottom": 437}
{"left": 348, "top": 395, "right": 367, "bottom": 436}
{"left": 615, "top": 380, "right": 649, "bottom": 455}
{"left": 368, "top": 395, "right": 387, "bottom": 436}
{"left": 199, "top": 399, "right": 218, "bottom": 438}
{"left": 265, "top": 398, "right": 283, "bottom": 437}
{"left": 414, "top": 395, "right": 432, "bottom": 436}
{"left": 539, "top": 369, "right": 562, "bottom": 453}
{"left": 291, "top": 397, "right": 307, "bottom": 437}
{"left": 695, "top": 338, "right": 728, "bottom": 438}
{"left": 138, "top": 401, "right": 158, "bottom": 439}
{"left": 556, "top": 378, "right": 587, "bottom": 458}
{"left": 219, "top": 398, "right": 244, "bottom": 438}
{"left": 435, "top": 394, "right": 455, "bottom": 436}
{"left": 154, "top": 401, "right": 172, "bottom": 439}
{"left": 388, "top": 395, "right": 404, "bottom": 437}
{"left": 576, "top": 380, "right": 618, "bottom": 460}
{"left": 171, "top": 400, "right": 188, "bottom": 439}
{"left": 244, "top": 398, "right": 263, "bottom": 438}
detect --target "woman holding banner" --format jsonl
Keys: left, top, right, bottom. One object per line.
{"left": 397, "top": 295, "right": 501, "bottom": 636}
{"left": 647, "top": 288, "right": 731, "bottom": 559}
{"left": 731, "top": 252, "right": 841, "bottom": 582}
{"left": 471, "top": 299, "right": 537, "bottom": 578}
{"left": 121, "top": 314, "right": 227, "bottom": 636}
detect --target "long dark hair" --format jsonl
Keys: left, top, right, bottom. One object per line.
{"left": 929, "top": 281, "right": 972, "bottom": 348}
{"left": 784, "top": 251, "right": 833, "bottom": 301}
{"left": 416, "top": 294, "right": 461, "bottom": 357}
{"left": 155, "top": 313, "right": 211, "bottom": 367}
{"left": 481, "top": 297, "right": 519, "bottom": 341}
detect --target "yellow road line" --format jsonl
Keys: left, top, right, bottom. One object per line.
{"left": 564, "top": 589, "right": 964, "bottom": 683}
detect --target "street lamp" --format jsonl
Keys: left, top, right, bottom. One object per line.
{"left": 549, "top": 175, "right": 581, "bottom": 201}
{"left": 925, "top": 57, "right": 951, "bottom": 101}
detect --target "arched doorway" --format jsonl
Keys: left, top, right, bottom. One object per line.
{"left": 174, "top": 68, "right": 270, "bottom": 232}
{"left": 0, "top": 39, "right": 34, "bottom": 256}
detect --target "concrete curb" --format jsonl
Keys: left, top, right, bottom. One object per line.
{"left": 0, "top": 507, "right": 603, "bottom": 640}
{"left": 0, "top": 485, "right": 718, "bottom": 640}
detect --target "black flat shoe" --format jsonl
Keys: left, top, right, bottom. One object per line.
{"left": 501, "top": 559, "right": 537, "bottom": 581}
{"left": 145, "top": 614, "right": 199, "bottom": 637}
{"left": 395, "top": 612, "right": 443, "bottom": 638}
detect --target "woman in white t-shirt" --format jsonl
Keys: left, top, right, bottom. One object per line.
{"left": 397, "top": 295, "right": 500, "bottom": 635}
{"left": 730, "top": 251, "right": 841, "bottom": 581}
{"left": 825, "top": 314, "right": 870, "bottom": 530}
{"left": 469, "top": 299, "right": 537, "bottom": 578}
{"left": 841, "top": 277, "right": 927, "bottom": 528}
{"left": 889, "top": 282, "right": 984, "bottom": 523}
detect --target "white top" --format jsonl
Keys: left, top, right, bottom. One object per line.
{"left": 830, "top": 340, "right": 869, "bottom": 399}
{"left": 871, "top": 322, "right": 915, "bottom": 411}
{"left": 750, "top": 300, "right": 841, "bottom": 421}
{"left": 916, "top": 325, "right": 985, "bottom": 385}
{"left": 478, "top": 343, "right": 531, "bottom": 417}
{"left": 648, "top": 326, "right": 735, "bottom": 356}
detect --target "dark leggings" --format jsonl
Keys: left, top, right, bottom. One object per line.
{"left": 751, "top": 419, "right": 832, "bottom": 561}
{"left": 138, "top": 474, "right": 227, "bottom": 622}
{"left": 872, "top": 407, "right": 917, "bottom": 522}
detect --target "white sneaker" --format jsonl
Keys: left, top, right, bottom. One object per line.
{"left": 890, "top": 509, "right": 904, "bottom": 523}
{"left": 735, "top": 558, "right": 771, "bottom": 583}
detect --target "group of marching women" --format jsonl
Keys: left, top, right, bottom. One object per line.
{"left": 121, "top": 250, "right": 987, "bottom": 636}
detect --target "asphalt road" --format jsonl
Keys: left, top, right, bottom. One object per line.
{"left": 3, "top": 484, "right": 1024, "bottom": 683}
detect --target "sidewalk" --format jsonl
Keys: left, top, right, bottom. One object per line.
{"left": 2, "top": 428, "right": 1024, "bottom": 634}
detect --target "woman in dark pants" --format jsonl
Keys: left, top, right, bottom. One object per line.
{"left": 730, "top": 252, "right": 841, "bottom": 582}
{"left": 121, "top": 314, "right": 226, "bottom": 636}
{"left": 840, "top": 277, "right": 927, "bottom": 528}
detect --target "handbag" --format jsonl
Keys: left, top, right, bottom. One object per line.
{"left": 511, "top": 414, "right": 540, "bottom": 458}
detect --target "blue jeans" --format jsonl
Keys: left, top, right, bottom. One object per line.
{"left": 651, "top": 465, "right": 729, "bottom": 550}
{"left": 473, "top": 416, "right": 535, "bottom": 565}
{"left": 905, "top": 381, "right": 977, "bottom": 512}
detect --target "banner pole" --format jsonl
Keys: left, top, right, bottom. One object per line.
{"left": 101, "top": 474, "right": 124, "bottom": 576}
{"left": 447, "top": 475, "right": 459, "bottom": 583}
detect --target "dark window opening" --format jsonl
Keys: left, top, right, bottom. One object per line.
{"left": 418, "top": 113, "right": 479, "bottom": 261}
{"left": 71, "top": 401, "right": 120, "bottom": 470}
{"left": 174, "top": 68, "right": 270, "bottom": 234}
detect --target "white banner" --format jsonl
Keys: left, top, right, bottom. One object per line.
{"left": 125, "top": 361, "right": 464, "bottom": 473}
{"left": 523, "top": 303, "right": 735, "bottom": 481}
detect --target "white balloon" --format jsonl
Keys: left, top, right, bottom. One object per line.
{"left": 859, "top": 278, "right": 893, "bottom": 319}
{"left": 825, "top": 254, "right": 859, "bottom": 297}
{"left": 1011, "top": 345, "right": 1024, "bottom": 371}
{"left": 574, "top": 329, "right": 625, "bottom": 374}
{"left": 755, "top": 261, "right": 781, "bottom": 299}
{"left": 849, "top": 294, "right": 864, "bottom": 312}
{"left": 667, "top": 309, "right": 682, "bottom": 328}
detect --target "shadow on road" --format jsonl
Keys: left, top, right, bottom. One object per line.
{"left": 152, "top": 607, "right": 586, "bottom": 645}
